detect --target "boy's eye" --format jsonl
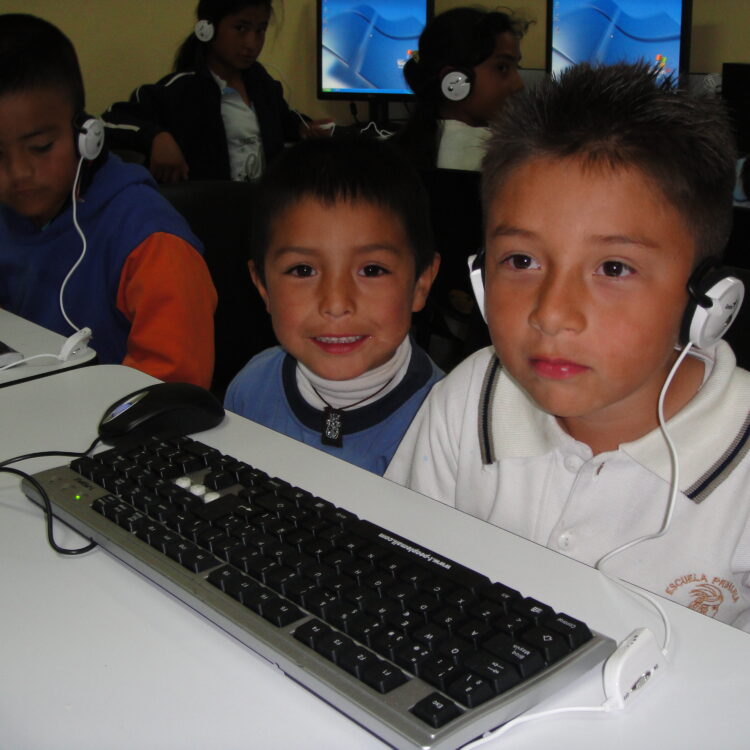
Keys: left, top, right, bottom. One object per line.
{"left": 30, "top": 141, "right": 54, "bottom": 154}
{"left": 360, "top": 264, "right": 389, "bottom": 277}
{"left": 597, "top": 260, "right": 635, "bottom": 278}
{"left": 286, "top": 264, "right": 316, "bottom": 278}
{"left": 501, "top": 253, "right": 540, "bottom": 270}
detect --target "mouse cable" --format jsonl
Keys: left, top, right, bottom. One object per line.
{"left": 58, "top": 154, "right": 88, "bottom": 333}
{"left": 0, "top": 435, "right": 101, "bottom": 469}
{"left": 0, "top": 465, "right": 97, "bottom": 555}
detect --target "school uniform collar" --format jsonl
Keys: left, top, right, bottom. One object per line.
{"left": 482, "top": 342, "right": 750, "bottom": 501}
{"left": 282, "top": 340, "right": 435, "bottom": 435}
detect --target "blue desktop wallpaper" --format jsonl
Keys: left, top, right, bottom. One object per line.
{"left": 320, "top": 0, "right": 429, "bottom": 95}
{"left": 549, "top": 0, "right": 685, "bottom": 77}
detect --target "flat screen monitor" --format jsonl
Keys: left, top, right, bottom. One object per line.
{"left": 547, "top": 0, "right": 692, "bottom": 83}
{"left": 317, "top": 0, "right": 434, "bottom": 107}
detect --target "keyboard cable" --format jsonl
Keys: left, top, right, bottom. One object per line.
{"left": 0, "top": 435, "right": 102, "bottom": 555}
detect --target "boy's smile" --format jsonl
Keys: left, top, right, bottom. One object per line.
{"left": 0, "top": 87, "right": 78, "bottom": 227}
{"left": 252, "top": 197, "right": 438, "bottom": 381}
{"left": 484, "top": 156, "right": 705, "bottom": 452}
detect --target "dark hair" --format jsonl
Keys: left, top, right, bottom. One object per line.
{"left": 0, "top": 14, "right": 85, "bottom": 112}
{"left": 250, "top": 137, "right": 435, "bottom": 283}
{"left": 392, "top": 7, "right": 528, "bottom": 169}
{"left": 174, "top": 0, "right": 273, "bottom": 71}
{"left": 482, "top": 62, "right": 737, "bottom": 262}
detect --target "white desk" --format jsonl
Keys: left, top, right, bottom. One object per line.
{"left": 2, "top": 366, "right": 750, "bottom": 749}
{"left": 0, "top": 309, "right": 96, "bottom": 387}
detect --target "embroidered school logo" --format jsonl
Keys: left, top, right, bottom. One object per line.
{"left": 687, "top": 583, "right": 723, "bottom": 617}
{"left": 665, "top": 573, "right": 740, "bottom": 618}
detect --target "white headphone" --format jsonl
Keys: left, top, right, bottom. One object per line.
{"left": 680, "top": 258, "right": 745, "bottom": 348}
{"left": 441, "top": 70, "right": 472, "bottom": 102}
{"left": 468, "top": 252, "right": 487, "bottom": 322}
{"left": 467, "top": 252, "right": 745, "bottom": 348}
{"left": 194, "top": 19, "right": 215, "bottom": 42}
{"left": 74, "top": 114, "right": 105, "bottom": 161}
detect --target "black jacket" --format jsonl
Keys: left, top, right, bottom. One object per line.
{"left": 102, "top": 62, "right": 301, "bottom": 180}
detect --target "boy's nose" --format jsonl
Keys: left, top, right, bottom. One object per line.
{"left": 510, "top": 69, "right": 524, "bottom": 95}
{"left": 319, "top": 275, "right": 355, "bottom": 318}
{"left": 528, "top": 273, "right": 586, "bottom": 335}
{"left": 243, "top": 30, "right": 263, "bottom": 55}
{"left": 5, "top": 150, "right": 33, "bottom": 184}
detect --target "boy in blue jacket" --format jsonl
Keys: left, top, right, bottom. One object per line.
{"left": 0, "top": 14, "right": 216, "bottom": 387}
{"left": 225, "top": 138, "right": 442, "bottom": 474}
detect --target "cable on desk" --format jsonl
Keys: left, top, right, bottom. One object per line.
{"left": 0, "top": 435, "right": 101, "bottom": 468}
{"left": 460, "top": 704, "right": 613, "bottom": 748}
{"left": 0, "top": 465, "right": 98, "bottom": 555}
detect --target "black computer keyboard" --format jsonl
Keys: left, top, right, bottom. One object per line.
{"left": 24, "top": 435, "right": 615, "bottom": 749}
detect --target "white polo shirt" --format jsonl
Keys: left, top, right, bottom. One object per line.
{"left": 386, "top": 342, "right": 750, "bottom": 629}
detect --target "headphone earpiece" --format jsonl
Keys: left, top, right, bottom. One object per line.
{"left": 680, "top": 258, "right": 745, "bottom": 348}
{"left": 468, "top": 251, "right": 487, "bottom": 323}
{"left": 441, "top": 69, "right": 473, "bottom": 102}
{"left": 73, "top": 113, "right": 105, "bottom": 161}
{"left": 194, "top": 19, "right": 215, "bottom": 42}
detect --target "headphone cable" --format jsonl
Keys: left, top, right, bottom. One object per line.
{"left": 58, "top": 154, "right": 88, "bottom": 333}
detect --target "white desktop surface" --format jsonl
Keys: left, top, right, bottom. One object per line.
{"left": 2, "top": 366, "right": 750, "bottom": 749}
{"left": 0, "top": 308, "right": 96, "bottom": 385}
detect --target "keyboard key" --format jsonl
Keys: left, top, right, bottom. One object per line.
{"left": 484, "top": 638, "right": 545, "bottom": 678}
{"left": 315, "top": 632, "right": 355, "bottom": 663}
{"left": 293, "top": 618, "right": 330, "bottom": 648}
{"left": 361, "top": 662, "right": 408, "bottom": 693}
{"left": 338, "top": 645, "right": 377, "bottom": 678}
{"left": 439, "top": 637, "right": 476, "bottom": 665}
{"left": 464, "top": 651, "right": 521, "bottom": 694}
{"left": 419, "top": 655, "right": 465, "bottom": 691}
{"left": 447, "top": 673, "right": 496, "bottom": 708}
{"left": 545, "top": 613, "right": 593, "bottom": 649}
{"left": 410, "top": 693, "right": 463, "bottom": 728}
{"left": 513, "top": 597, "right": 555, "bottom": 625}
{"left": 394, "top": 642, "right": 431, "bottom": 675}
{"left": 261, "top": 599, "right": 304, "bottom": 627}
{"left": 521, "top": 627, "right": 571, "bottom": 663}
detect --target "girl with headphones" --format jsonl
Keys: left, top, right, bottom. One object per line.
{"left": 104, "top": 0, "right": 331, "bottom": 184}
{"left": 392, "top": 7, "right": 529, "bottom": 172}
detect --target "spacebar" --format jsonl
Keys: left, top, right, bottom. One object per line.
{"left": 350, "top": 519, "right": 490, "bottom": 592}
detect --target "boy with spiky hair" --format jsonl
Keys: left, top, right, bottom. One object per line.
{"left": 387, "top": 63, "right": 750, "bottom": 629}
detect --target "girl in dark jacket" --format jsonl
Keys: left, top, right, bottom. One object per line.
{"left": 103, "top": 0, "right": 330, "bottom": 183}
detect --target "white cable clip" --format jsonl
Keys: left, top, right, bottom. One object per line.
{"left": 59, "top": 327, "right": 92, "bottom": 361}
{"left": 603, "top": 628, "right": 665, "bottom": 710}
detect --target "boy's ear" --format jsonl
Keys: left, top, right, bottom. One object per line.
{"left": 248, "top": 260, "right": 270, "bottom": 312}
{"left": 411, "top": 253, "right": 441, "bottom": 313}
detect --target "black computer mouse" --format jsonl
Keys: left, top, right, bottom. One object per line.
{"left": 98, "top": 382, "right": 225, "bottom": 443}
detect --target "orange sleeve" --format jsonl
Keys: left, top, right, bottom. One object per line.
{"left": 116, "top": 233, "right": 217, "bottom": 388}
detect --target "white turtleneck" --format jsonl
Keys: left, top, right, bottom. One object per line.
{"left": 296, "top": 337, "right": 412, "bottom": 410}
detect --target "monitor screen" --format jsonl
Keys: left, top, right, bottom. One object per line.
{"left": 317, "top": 0, "right": 434, "bottom": 100}
{"left": 547, "top": 0, "right": 692, "bottom": 82}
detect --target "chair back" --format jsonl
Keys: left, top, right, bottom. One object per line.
{"left": 159, "top": 180, "right": 275, "bottom": 396}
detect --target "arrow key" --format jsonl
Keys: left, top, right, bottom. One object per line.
{"left": 521, "top": 627, "right": 570, "bottom": 664}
